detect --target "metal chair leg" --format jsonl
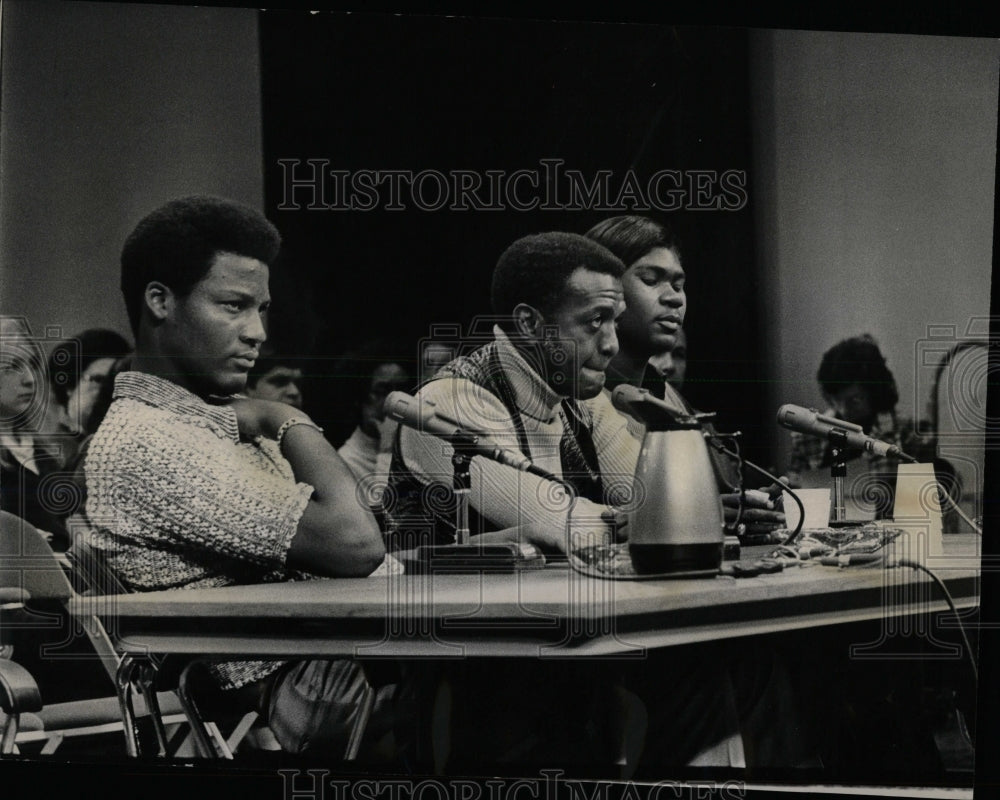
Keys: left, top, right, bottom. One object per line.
{"left": 135, "top": 663, "right": 170, "bottom": 756}
{"left": 225, "top": 711, "right": 259, "bottom": 753}
{"left": 116, "top": 656, "right": 143, "bottom": 757}
{"left": 177, "top": 661, "right": 233, "bottom": 759}
{"left": 40, "top": 732, "right": 64, "bottom": 755}
{"left": 204, "top": 720, "right": 235, "bottom": 759}
{"left": 1, "top": 713, "right": 19, "bottom": 755}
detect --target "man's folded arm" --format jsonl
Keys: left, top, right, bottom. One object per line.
{"left": 280, "top": 423, "right": 386, "bottom": 577}
{"left": 230, "top": 398, "right": 385, "bottom": 577}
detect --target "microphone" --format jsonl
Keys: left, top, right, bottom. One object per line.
{"left": 776, "top": 403, "right": 907, "bottom": 459}
{"left": 611, "top": 384, "right": 663, "bottom": 416}
{"left": 611, "top": 384, "right": 706, "bottom": 427}
{"left": 384, "top": 391, "right": 559, "bottom": 480}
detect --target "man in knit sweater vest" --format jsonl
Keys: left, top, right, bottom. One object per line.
{"left": 388, "top": 232, "right": 638, "bottom": 555}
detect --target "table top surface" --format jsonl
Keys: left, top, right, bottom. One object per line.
{"left": 71, "top": 535, "right": 982, "bottom": 658}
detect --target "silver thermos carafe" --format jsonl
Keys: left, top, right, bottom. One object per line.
{"left": 611, "top": 385, "right": 725, "bottom": 575}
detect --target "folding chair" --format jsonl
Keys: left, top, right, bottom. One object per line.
{"left": 67, "top": 528, "right": 385, "bottom": 762}
{"left": 0, "top": 588, "right": 44, "bottom": 753}
{"left": 65, "top": 526, "right": 264, "bottom": 759}
{"left": 0, "top": 511, "right": 188, "bottom": 757}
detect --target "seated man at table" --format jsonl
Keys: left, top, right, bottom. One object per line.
{"left": 83, "top": 196, "right": 400, "bottom": 759}
{"left": 388, "top": 232, "right": 638, "bottom": 553}
{"left": 387, "top": 232, "right": 753, "bottom": 774}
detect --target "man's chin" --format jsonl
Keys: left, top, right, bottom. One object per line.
{"left": 651, "top": 330, "right": 678, "bottom": 351}
{"left": 575, "top": 372, "right": 607, "bottom": 400}
{"left": 202, "top": 372, "right": 248, "bottom": 398}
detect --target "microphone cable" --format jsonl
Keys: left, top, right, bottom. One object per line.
{"left": 707, "top": 437, "right": 979, "bottom": 683}
{"left": 703, "top": 432, "right": 806, "bottom": 547}
{"left": 895, "top": 557, "right": 979, "bottom": 684}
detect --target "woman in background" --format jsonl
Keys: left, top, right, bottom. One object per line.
{"left": 46, "top": 328, "right": 132, "bottom": 468}
{"left": 786, "top": 333, "right": 935, "bottom": 482}
{"left": 1, "top": 332, "right": 67, "bottom": 546}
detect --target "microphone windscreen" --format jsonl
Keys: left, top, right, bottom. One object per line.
{"left": 775, "top": 404, "right": 798, "bottom": 427}
{"left": 384, "top": 390, "right": 415, "bottom": 422}
{"left": 611, "top": 384, "right": 648, "bottom": 414}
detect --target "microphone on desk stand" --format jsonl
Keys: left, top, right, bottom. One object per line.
{"left": 384, "top": 391, "right": 562, "bottom": 484}
{"left": 383, "top": 391, "right": 568, "bottom": 565}
{"left": 776, "top": 403, "right": 918, "bottom": 527}
{"left": 775, "top": 404, "right": 915, "bottom": 461}
{"left": 775, "top": 403, "right": 981, "bottom": 534}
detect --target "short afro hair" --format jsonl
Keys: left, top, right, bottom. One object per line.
{"left": 817, "top": 334, "right": 899, "bottom": 414}
{"left": 491, "top": 231, "right": 625, "bottom": 320}
{"left": 47, "top": 328, "right": 132, "bottom": 407}
{"left": 246, "top": 354, "right": 305, "bottom": 389}
{"left": 585, "top": 215, "right": 681, "bottom": 268}
{"left": 120, "top": 196, "right": 282, "bottom": 334}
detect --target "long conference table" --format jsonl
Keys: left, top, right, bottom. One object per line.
{"left": 70, "top": 535, "right": 982, "bottom": 662}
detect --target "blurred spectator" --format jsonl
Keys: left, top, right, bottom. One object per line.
{"left": 335, "top": 341, "right": 413, "bottom": 481}
{"left": 245, "top": 355, "right": 305, "bottom": 410}
{"left": 787, "top": 334, "right": 935, "bottom": 482}
{"left": 1, "top": 329, "right": 68, "bottom": 546}
{"left": 47, "top": 328, "right": 132, "bottom": 464}
{"left": 646, "top": 326, "right": 688, "bottom": 393}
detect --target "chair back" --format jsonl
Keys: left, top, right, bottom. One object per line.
{"left": 931, "top": 341, "right": 989, "bottom": 531}
{"left": 0, "top": 511, "right": 74, "bottom": 603}
{"left": 2, "top": 511, "right": 128, "bottom": 684}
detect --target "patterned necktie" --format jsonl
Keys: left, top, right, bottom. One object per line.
{"left": 557, "top": 399, "right": 604, "bottom": 504}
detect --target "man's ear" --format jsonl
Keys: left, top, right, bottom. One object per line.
{"left": 144, "top": 282, "right": 174, "bottom": 323}
{"left": 512, "top": 303, "right": 545, "bottom": 338}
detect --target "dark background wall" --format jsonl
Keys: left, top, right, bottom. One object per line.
{"left": 260, "top": 13, "right": 766, "bottom": 453}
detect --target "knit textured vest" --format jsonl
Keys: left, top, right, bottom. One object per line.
{"left": 385, "top": 341, "right": 604, "bottom": 551}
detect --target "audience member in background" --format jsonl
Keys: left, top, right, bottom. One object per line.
{"left": 46, "top": 328, "right": 132, "bottom": 467}
{"left": 646, "top": 325, "right": 687, "bottom": 391}
{"left": 421, "top": 341, "right": 457, "bottom": 380}
{"left": 0, "top": 329, "right": 68, "bottom": 547}
{"left": 64, "top": 353, "right": 132, "bottom": 514}
{"left": 786, "top": 333, "right": 936, "bottom": 484}
{"left": 785, "top": 334, "right": 954, "bottom": 528}
{"left": 585, "top": 215, "right": 783, "bottom": 537}
{"left": 245, "top": 354, "right": 305, "bottom": 410}
{"left": 335, "top": 341, "right": 412, "bottom": 482}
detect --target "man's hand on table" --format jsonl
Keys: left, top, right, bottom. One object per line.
{"left": 476, "top": 508, "right": 627, "bottom": 554}
{"left": 721, "top": 488, "right": 786, "bottom": 537}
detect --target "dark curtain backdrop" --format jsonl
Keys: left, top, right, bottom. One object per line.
{"left": 260, "top": 12, "right": 768, "bottom": 464}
